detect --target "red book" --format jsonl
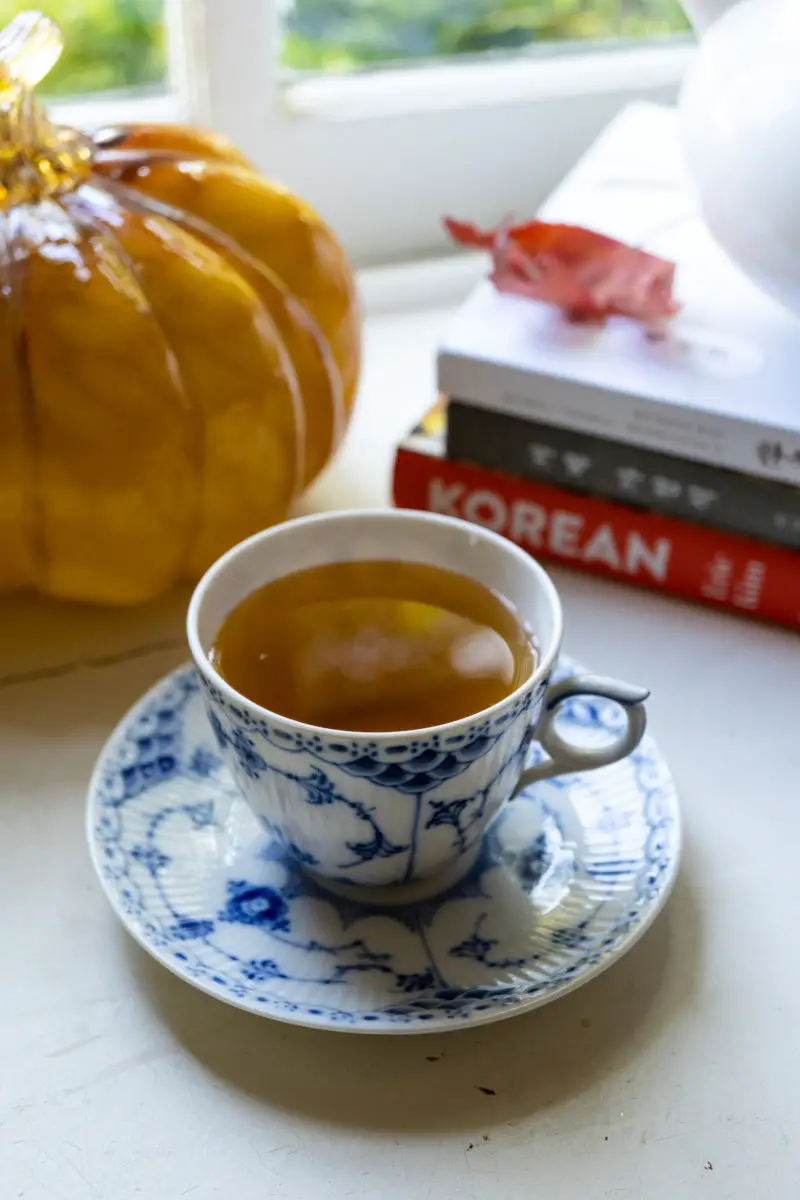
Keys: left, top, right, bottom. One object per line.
{"left": 393, "top": 433, "right": 800, "bottom": 630}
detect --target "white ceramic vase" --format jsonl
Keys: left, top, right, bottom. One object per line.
{"left": 679, "top": 0, "right": 800, "bottom": 317}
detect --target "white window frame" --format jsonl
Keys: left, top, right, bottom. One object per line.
{"left": 50, "top": 0, "right": 694, "bottom": 267}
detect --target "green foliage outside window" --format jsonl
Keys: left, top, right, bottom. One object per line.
{"left": 0, "top": 1, "right": 688, "bottom": 97}
{"left": 284, "top": 1, "right": 689, "bottom": 71}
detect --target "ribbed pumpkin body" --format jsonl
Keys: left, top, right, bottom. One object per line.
{"left": 0, "top": 17, "right": 359, "bottom": 604}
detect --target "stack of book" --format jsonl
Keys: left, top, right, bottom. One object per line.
{"left": 392, "top": 104, "right": 800, "bottom": 629}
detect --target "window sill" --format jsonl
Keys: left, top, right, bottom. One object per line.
{"left": 287, "top": 41, "right": 693, "bottom": 124}
{"left": 358, "top": 252, "right": 485, "bottom": 318}
{"left": 49, "top": 89, "right": 186, "bottom": 134}
{"left": 45, "top": 38, "right": 691, "bottom": 267}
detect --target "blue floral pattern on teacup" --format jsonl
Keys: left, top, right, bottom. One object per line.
{"left": 198, "top": 672, "right": 550, "bottom": 887}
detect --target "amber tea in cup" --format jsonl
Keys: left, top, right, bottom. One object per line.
{"left": 209, "top": 560, "right": 537, "bottom": 732}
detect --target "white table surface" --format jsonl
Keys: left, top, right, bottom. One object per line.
{"left": 2, "top": 303, "right": 799, "bottom": 1200}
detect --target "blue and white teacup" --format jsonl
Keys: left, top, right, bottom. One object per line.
{"left": 188, "top": 510, "right": 648, "bottom": 900}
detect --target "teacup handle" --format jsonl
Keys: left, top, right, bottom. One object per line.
{"left": 513, "top": 674, "right": 649, "bottom": 793}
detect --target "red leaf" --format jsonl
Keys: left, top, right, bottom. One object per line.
{"left": 441, "top": 217, "right": 495, "bottom": 250}
{"left": 444, "top": 216, "right": 679, "bottom": 324}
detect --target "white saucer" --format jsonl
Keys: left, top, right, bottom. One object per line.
{"left": 87, "top": 657, "right": 680, "bottom": 1034}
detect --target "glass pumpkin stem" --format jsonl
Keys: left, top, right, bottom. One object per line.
{"left": 0, "top": 11, "right": 62, "bottom": 92}
{"left": 0, "top": 11, "right": 91, "bottom": 208}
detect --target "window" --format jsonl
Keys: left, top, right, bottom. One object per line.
{"left": 0, "top": 1, "right": 166, "bottom": 95}
{"left": 283, "top": 1, "right": 689, "bottom": 72}
{"left": 8, "top": 1, "right": 694, "bottom": 266}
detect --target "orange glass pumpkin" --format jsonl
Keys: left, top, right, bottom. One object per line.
{"left": 0, "top": 13, "right": 360, "bottom": 605}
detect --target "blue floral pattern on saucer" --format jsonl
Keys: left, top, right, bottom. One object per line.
{"left": 87, "top": 658, "right": 680, "bottom": 1034}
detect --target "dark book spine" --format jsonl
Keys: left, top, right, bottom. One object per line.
{"left": 446, "top": 400, "right": 800, "bottom": 551}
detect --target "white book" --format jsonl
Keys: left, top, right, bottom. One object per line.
{"left": 437, "top": 103, "right": 800, "bottom": 487}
